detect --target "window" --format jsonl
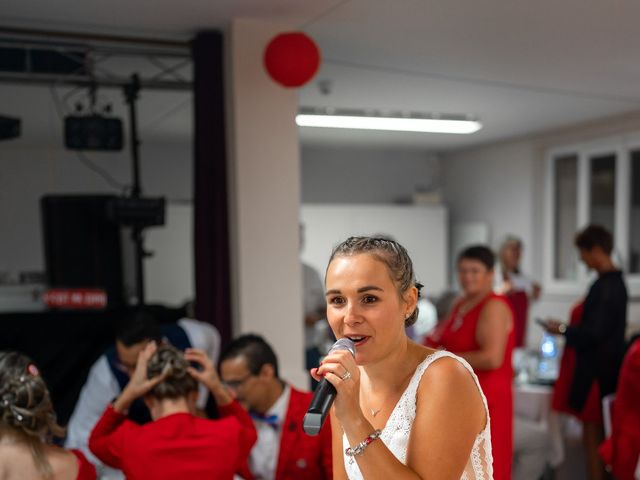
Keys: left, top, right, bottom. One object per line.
{"left": 546, "top": 138, "right": 640, "bottom": 293}
{"left": 589, "top": 153, "right": 616, "bottom": 234}
{"left": 553, "top": 155, "right": 578, "bottom": 281}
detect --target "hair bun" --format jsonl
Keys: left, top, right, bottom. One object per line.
{"left": 147, "top": 345, "right": 197, "bottom": 400}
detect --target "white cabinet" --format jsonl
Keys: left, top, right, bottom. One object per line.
{"left": 300, "top": 204, "right": 448, "bottom": 297}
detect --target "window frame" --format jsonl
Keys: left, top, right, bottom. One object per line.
{"left": 544, "top": 134, "right": 640, "bottom": 296}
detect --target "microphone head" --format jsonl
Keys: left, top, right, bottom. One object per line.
{"left": 328, "top": 337, "right": 356, "bottom": 357}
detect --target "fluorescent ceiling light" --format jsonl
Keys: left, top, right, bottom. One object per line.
{"left": 296, "top": 110, "right": 482, "bottom": 134}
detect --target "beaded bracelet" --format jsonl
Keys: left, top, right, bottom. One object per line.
{"left": 345, "top": 429, "right": 382, "bottom": 464}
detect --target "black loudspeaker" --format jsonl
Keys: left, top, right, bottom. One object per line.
{"left": 64, "top": 115, "right": 124, "bottom": 151}
{"left": 0, "top": 115, "right": 20, "bottom": 141}
{"left": 41, "top": 195, "right": 124, "bottom": 308}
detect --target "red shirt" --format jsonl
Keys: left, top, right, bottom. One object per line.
{"left": 552, "top": 302, "right": 602, "bottom": 422}
{"left": 600, "top": 339, "right": 640, "bottom": 480}
{"left": 89, "top": 400, "right": 256, "bottom": 480}
{"left": 70, "top": 449, "right": 96, "bottom": 480}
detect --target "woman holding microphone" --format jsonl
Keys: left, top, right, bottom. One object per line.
{"left": 311, "top": 236, "right": 493, "bottom": 479}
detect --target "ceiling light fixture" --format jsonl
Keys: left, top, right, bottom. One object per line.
{"left": 296, "top": 107, "right": 482, "bottom": 134}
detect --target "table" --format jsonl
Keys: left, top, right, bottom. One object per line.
{"left": 514, "top": 382, "right": 564, "bottom": 468}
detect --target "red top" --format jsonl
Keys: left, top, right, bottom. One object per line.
{"left": 551, "top": 302, "right": 602, "bottom": 422}
{"left": 70, "top": 449, "right": 96, "bottom": 480}
{"left": 599, "top": 339, "right": 640, "bottom": 480}
{"left": 89, "top": 400, "right": 257, "bottom": 480}
{"left": 505, "top": 290, "right": 529, "bottom": 347}
{"left": 425, "top": 292, "right": 514, "bottom": 480}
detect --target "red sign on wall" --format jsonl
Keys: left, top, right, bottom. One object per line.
{"left": 43, "top": 289, "right": 108, "bottom": 309}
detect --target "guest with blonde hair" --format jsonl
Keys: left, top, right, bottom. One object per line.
{"left": 0, "top": 351, "right": 96, "bottom": 479}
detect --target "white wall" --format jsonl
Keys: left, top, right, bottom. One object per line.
{"left": 443, "top": 141, "right": 538, "bottom": 275}
{"left": 301, "top": 204, "right": 448, "bottom": 296}
{"left": 301, "top": 145, "right": 441, "bottom": 204}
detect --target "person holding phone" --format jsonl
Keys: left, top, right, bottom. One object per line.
{"left": 543, "top": 225, "right": 627, "bottom": 480}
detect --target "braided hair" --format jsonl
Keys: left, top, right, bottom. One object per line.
{"left": 327, "top": 236, "right": 423, "bottom": 326}
{"left": 0, "top": 351, "right": 64, "bottom": 478}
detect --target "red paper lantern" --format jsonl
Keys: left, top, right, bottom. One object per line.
{"left": 264, "top": 32, "right": 321, "bottom": 88}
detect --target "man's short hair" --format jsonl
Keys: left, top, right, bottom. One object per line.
{"left": 575, "top": 224, "right": 613, "bottom": 255}
{"left": 219, "top": 334, "right": 279, "bottom": 378}
{"left": 115, "top": 309, "right": 161, "bottom": 347}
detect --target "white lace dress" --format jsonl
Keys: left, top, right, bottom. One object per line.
{"left": 343, "top": 350, "right": 494, "bottom": 479}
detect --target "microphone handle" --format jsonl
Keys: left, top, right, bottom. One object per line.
{"left": 302, "top": 379, "right": 336, "bottom": 435}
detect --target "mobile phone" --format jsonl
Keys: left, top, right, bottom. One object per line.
{"left": 534, "top": 317, "right": 548, "bottom": 328}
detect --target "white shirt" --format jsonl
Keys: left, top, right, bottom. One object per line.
{"left": 65, "top": 318, "right": 220, "bottom": 478}
{"left": 249, "top": 384, "right": 291, "bottom": 480}
{"left": 493, "top": 264, "right": 536, "bottom": 296}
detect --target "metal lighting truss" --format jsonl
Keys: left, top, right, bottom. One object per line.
{"left": 0, "top": 26, "right": 192, "bottom": 91}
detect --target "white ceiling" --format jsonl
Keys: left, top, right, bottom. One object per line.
{"left": 2, "top": 0, "right": 640, "bottom": 151}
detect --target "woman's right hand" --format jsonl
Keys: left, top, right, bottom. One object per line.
{"left": 114, "top": 341, "right": 167, "bottom": 413}
{"left": 312, "top": 348, "right": 364, "bottom": 428}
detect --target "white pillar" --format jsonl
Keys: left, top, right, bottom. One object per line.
{"left": 226, "top": 19, "right": 306, "bottom": 388}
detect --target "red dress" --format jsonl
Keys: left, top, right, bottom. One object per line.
{"left": 425, "top": 292, "right": 514, "bottom": 480}
{"left": 70, "top": 449, "right": 97, "bottom": 480}
{"left": 551, "top": 302, "right": 602, "bottom": 423}
{"left": 89, "top": 400, "right": 257, "bottom": 480}
{"left": 505, "top": 290, "right": 528, "bottom": 347}
{"left": 599, "top": 339, "right": 640, "bottom": 480}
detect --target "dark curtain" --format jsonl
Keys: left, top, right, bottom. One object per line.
{"left": 192, "top": 31, "right": 232, "bottom": 346}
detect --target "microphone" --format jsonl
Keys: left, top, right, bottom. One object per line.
{"left": 303, "top": 338, "right": 356, "bottom": 436}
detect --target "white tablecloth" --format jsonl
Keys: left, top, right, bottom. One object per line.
{"left": 514, "top": 383, "right": 564, "bottom": 467}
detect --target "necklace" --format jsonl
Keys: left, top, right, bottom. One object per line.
{"left": 363, "top": 357, "right": 417, "bottom": 420}
{"left": 452, "top": 295, "right": 484, "bottom": 331}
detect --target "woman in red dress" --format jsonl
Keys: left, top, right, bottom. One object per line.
{"left": 544, "top": 225, "right": 628, "bottom": 480}
{"left": 0, "top": 351, "right": 96, "bottom": 480}
{"left": 89, "top": 342, "right": 257, "bottom": 480}
{"left": 425, "top": 245, "right": 514, "bottom": 480}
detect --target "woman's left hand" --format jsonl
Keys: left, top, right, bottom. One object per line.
{"left": 544, "top": 319, "right": 566, "bottom": 335}
{"left": 185, "top": 348, "right": 233, "bottom": 406}
{"left": 311, "top": 348, "right": 364, "bottom": 427}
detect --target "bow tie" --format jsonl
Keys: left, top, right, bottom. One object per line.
{"left": 250, "top": 411, "right": 279, "bottom": 429}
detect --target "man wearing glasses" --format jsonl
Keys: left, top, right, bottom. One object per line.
{"left": 219, "top": 334, "right": 332, "bottom": 480}
{"left": 65, "top": 308, "right": 220, "bottom": 478}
